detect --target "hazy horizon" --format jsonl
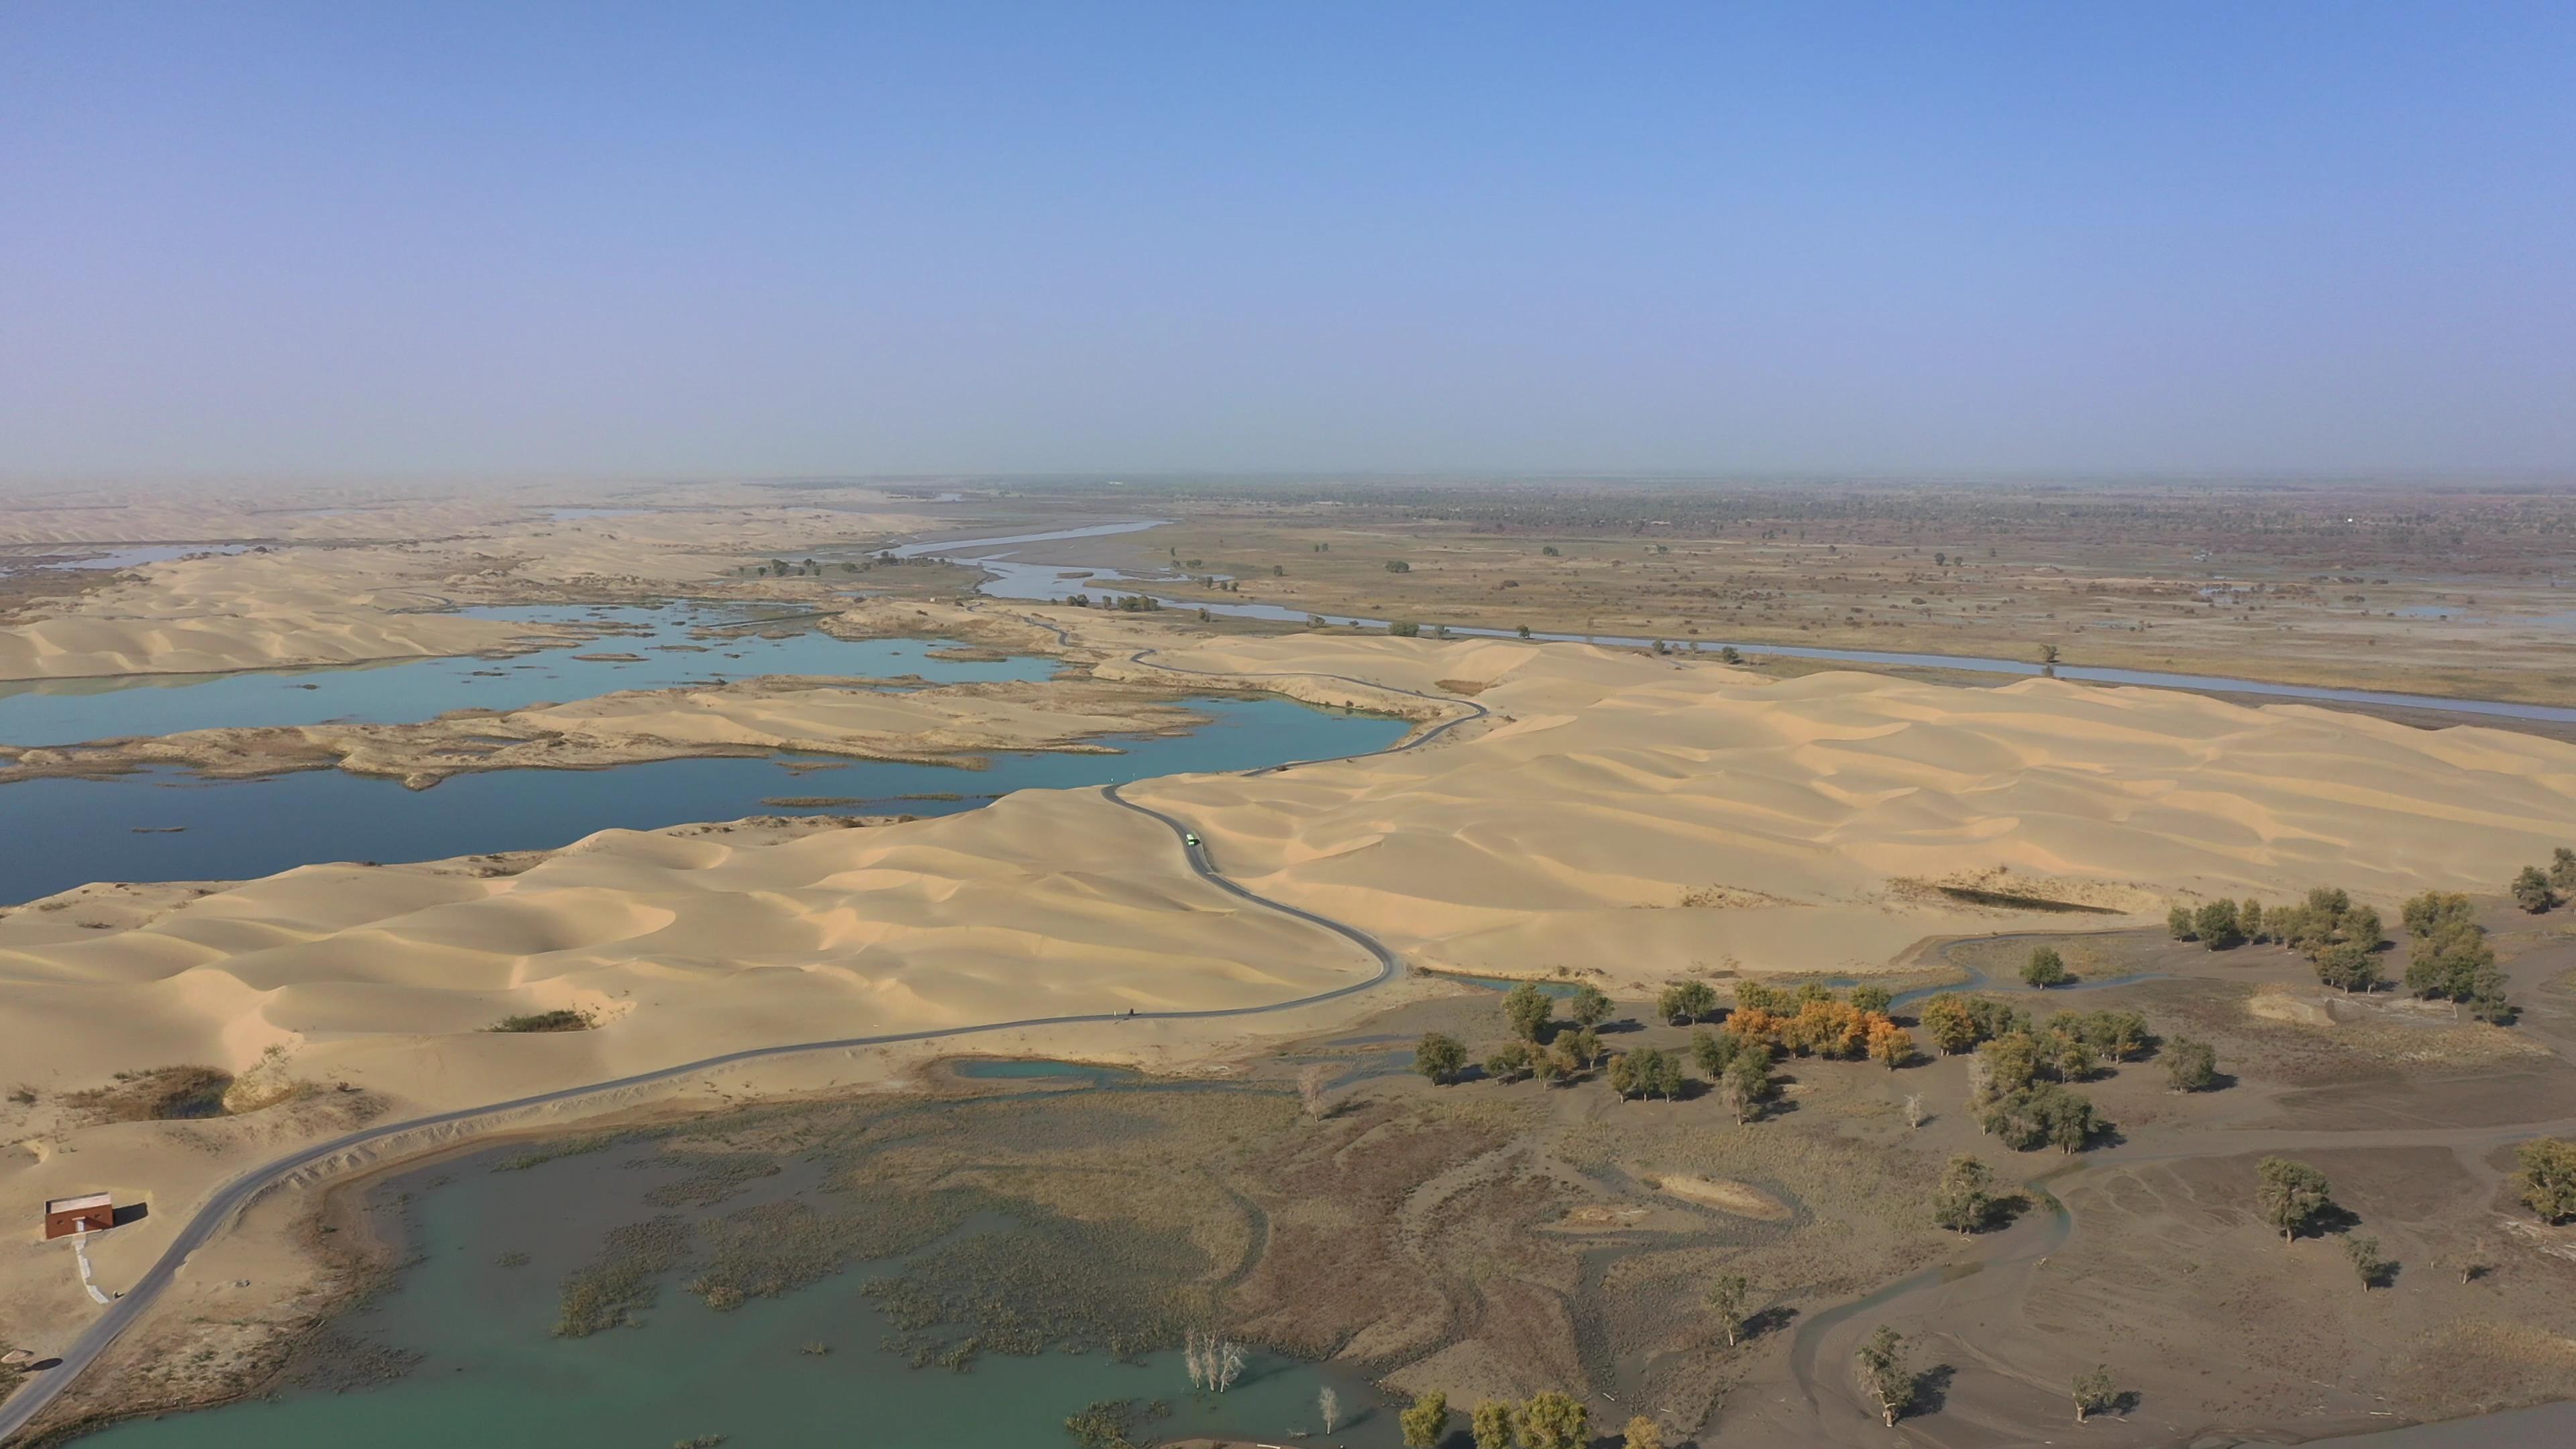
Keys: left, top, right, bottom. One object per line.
{"left": 7, "top": 3, "right": 2573, "bottom": 480}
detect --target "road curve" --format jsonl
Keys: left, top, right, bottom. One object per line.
{"left": 0, "top": 649, "right": 1485, "bottom": 1445}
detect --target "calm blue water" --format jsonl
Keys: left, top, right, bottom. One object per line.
{"left": 0, "top": 604, "right": 1047, "bottom": 745}
{"left": 1, "top": 697, "right": 1407, "bottom": 902}
{"left": 950, "top": 1059, "right": 1135, "bottom": 1085}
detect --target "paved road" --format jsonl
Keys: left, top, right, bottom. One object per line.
{"left": 0, "top": 649, "right": 1487, "bottom": 1445}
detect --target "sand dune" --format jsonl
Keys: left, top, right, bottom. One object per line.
{"left": 1114, "top": 631, "right": 2576, "bottom": 982}
{"left": 0, "top": 788, "right": 1368, "bottom": 1095}
{"left": 9, "top": 614, "right": 2576, "bottom": 1342}
{"left": 0, "top": 492, "right": 941, "bottom": 681}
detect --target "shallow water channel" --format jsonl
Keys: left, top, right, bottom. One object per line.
{"left": 899, "top": 519, "right": 2576, "bottom": 724}
{"left": 0, "top": 602, "right": 1041, "bottom": 746}
{"left": 76, "top": 1130, "right": 1405, "bottom": 1449}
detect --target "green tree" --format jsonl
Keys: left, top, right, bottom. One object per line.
{"left": 1415, "top": 1032, "right": 1467, "bottom": 1085}
{"left": 1848, "top": 984, "right": 1893, "bottom": 1016}
{"left": 2512, "top": 865, "right": 2557, "bottom": 913}
{"left": 2164, "top": 1037, "right": 2218, "bottom": 1092}
{"left": 2314, "top": 941, "right": 2380, "bottom": 994}
{"left": 1564, "top": 1026, "right": 1604, "bottom": 1069}
{"left": 2022, "top": 947, "right": 2070, "bottom": 987}
{"left": 1503, "top": 982, "right": 1554, "bottom": 1042}
{"left": 2256, "top": 1157, "right": 2332, "bottom": 1242}
{"left": 1731, "top": 979, "right": 1785, "bottom": 1014}
{"left": 1519, "top": 1391, "right": 1587, "bottom": 1449}
{"left": 2344, "top": 1233, "right": 2390, "bottom": 1290}
{"left": 1388, "top": 620, "right": 1421, "bottom": 638}
{"left": 2167, "top": 904, "right": 2198, "bottom": 941}
{"left": 2035, "top": 1085, "right": 2102, "bottom": 1153}
{"left": 1980, "top": 1034, "right": 2043, "bottom": 1097}
{"left": 1855, "top": 1326, "right": 1913, "bottom": 1426}
{"left": 2072, "top": 1365, "right": 2119, "bottom": 1424}
{"left": 2238, "top": 898, "right": 2266, "bottom": 942}
{"left": 1542, "top": 545, "right": 1562, "bottom": 556}
{"left": 1689, "top": 1026, "right": 1737, "bottom": 1078}
{"left": 2194, "top": 899, "right": 2244, "bottom": 949}
{"left": 1568, "top": 983, "right": 1615, "bottom": 1028}
{"left": 2553, "top": 847, "right": 2576, "bottom": 894}
{"left": 1535, "top": 1047, "right": 1572, "bottom": 1087}
{"left": 1470, "top": 1399, "right": 1515, "bottom": 1449}
{"left": 1706, "top": 1273, "right": 1751, "bottom": 1346}
{"left": 1606, "top": 1052, "right": 1643, "bottom": 1102}
{"left": 1384, "top": 559, "right": 1411, "bottom": 573}
{"left": 1484, "top": 1040, "right": 1534, "bottom": 1083}
{"left": 1642, "top": 1046, "right": 1683, "bottom": 1101}
{"left": 1723, "top": 1051, "right": 1772, "bottom": 1124}
{"left": 1399, "top": 1391, "right": 1450, "bottom": 1449}
{"left": 1658, "top": 979, "right": 1719, "bottom": 1024}
{"left": 1931, "top": 1155, "right": 1999, "bottom": 1234}
{"left": 2515, "top": 1138, "right": 2576, "bottom": 1223}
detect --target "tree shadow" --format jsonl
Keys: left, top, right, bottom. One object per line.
{"left": 1741, "top": 1303, "right": 1799, "bottom": 1340}
{"left": 1911, "top": 1362, "right": 1957, "bottom": 1416}
{"left": 2310, "top": 1203, "right": 2363, "bottom": 1238}
{"left": 1984, "top": 1192, "right": 2034, "bottom": 1232}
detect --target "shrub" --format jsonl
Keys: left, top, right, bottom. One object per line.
{"left": 2516, "top": 1138, "right": 2576, "bottom": 1224}
{"left": 2512, "top": 865, "right": 2557, "bottom": 913}
{"left": 486, "top": 1008, "right": 596, "bottom": 1033}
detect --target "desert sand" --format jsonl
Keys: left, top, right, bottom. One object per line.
{"left": 7, "top": 591, "right": 2576, "bottom": 1436}
{"left": 0, "top": 488, "right": 944, "bottom": 682}
{"left": 1108, "top": 627, "right": 2576, "bottom": 982}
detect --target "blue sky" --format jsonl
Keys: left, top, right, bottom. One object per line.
{"left": 4, "top": 2, "right": 2571, "bottom": 479}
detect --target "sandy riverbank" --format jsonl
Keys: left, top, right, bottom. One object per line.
{"left": 0, "top": 674, "right": 1244, "bottom": 788}
{"left": 0, "top": 488, "right": 951, "bottom": 682}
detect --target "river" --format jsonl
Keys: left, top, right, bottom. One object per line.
{"left": 894, "top": 519, "right": 2576, "bottom": 724}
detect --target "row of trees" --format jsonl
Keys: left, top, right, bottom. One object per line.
{"left": 1393, "top": 1387, "right": 1652, "bottom": 1449}
{"left": 2399, "top": 891, "right": 2510, "bottom": 1020}
{"left": 2170, "top": 885, "right": 2388, "bottom": 989}
{"left": 2173, "top": 878, "right": 2545, "bottom": 1018}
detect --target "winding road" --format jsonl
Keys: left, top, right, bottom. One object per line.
{"left": 0, "top": 645, "right": 1490, "bottom": 1446}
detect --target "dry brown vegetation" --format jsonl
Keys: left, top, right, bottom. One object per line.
{"left": 1017, "top": 479, "right": 2576, "bottom": 710}
{"left": 64, "top": 1066, "right": 233, "bottom": 1124}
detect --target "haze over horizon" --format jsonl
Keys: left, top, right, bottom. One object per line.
{"left": 6, "top": 2, "right": 2573, "bottom": 482}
